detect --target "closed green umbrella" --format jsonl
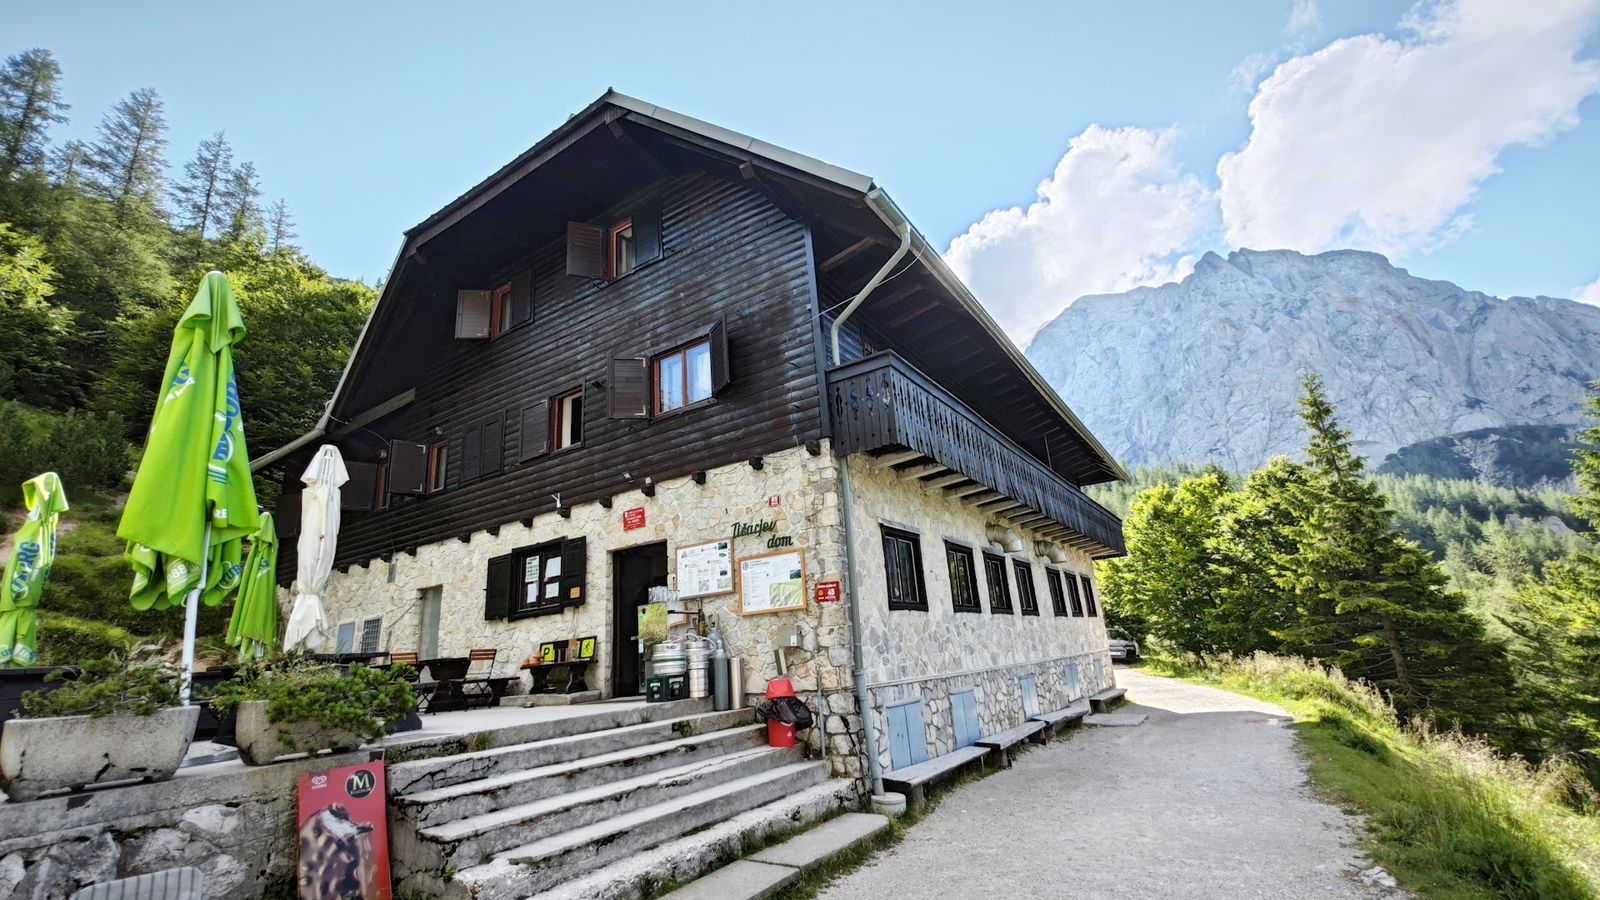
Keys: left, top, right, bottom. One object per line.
{"left": 0, "top": 472, "right": 69, "bottom": 667}
{"left": 226, "top": 512, "right": 278, "bottom": 659}
{"left": 118, "top": 271, "right": 259, "bottom": 700}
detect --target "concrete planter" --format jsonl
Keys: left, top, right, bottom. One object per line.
{"left": 0, "top": 705, "right": 199, "bottom": 801}
{"left": 234, "top": 700, "right": 364, "bottom": 766}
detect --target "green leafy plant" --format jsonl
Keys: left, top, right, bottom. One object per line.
{"left": 210, "top": 658, "right": 416, "bottom": 747}
{"left": 18, "top": 652, "right": 180, "bottom": 719}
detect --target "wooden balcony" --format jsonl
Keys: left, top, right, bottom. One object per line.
{"left": 827, "top": 352, "right": 1126, "bottom": 558}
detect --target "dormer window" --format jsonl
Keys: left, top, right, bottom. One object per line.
{"left": 609, "top": 219, "right": 635, "bottom": 279}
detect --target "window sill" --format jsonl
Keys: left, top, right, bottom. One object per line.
{"left": 952, "top": 605, "right": 984, "bottom": 615}
{"left": 1021, "top": 609, "right": 1041, "bottom": 617}
{"left": 651, "top": 397, "right": 717, "bottom": 422}
{"left": 887, "top": 602, "right": 929, "bottom": 613}
{"left": 990, "top": 607, "right": 1016, "bottom": 616}
{"left": 509, "top": 605, "right": 566, "bottom": 621}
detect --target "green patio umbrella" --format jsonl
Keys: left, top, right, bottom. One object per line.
{"left": 0, "top": 472, "right": 69, "bottom": 667}
{"left": 226, "top": 511, "right": 278, "bottom": 659}
{"left": 118, "top": 271, "right": 259, "bottom": 701}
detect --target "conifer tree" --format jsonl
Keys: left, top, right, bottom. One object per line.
{"left": 220, "top": 159, "right": 262, "bottom": 240}
{"left": 266, "top": 198, "right": 296, "bottom": 252}
{"left": 86, "top": 87, "right": 168, "bottom": 218}
{"left": 171, "top": 131, "right": 233, "bottom": 237}
{"left": 1273, "top": 374, "right": 1512, "bottom": 734}
{"left": 0, "top": 49, "right": 69, "bottom": 181}
{"left": 1504, "top": 389, "right": 1600, "bottom": 787}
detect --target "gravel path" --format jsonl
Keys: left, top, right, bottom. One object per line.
{"left": 819, "top": 668, "right": 1399, "bottom": 899}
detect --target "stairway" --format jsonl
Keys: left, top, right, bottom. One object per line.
{"left": 388, "top": 700, "right": 856, "bottom": 899}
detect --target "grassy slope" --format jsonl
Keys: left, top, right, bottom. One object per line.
{"left": 1140, "top": 653, "right": 1600, "bottom": 900}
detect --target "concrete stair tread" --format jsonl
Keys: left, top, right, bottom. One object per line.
{"left": 399, "top": 723, "right": 766, "bottom": 807}
{"left": 662, "top": 813, "right": 891, "bottom": 899}
{"left": 419, "top": 745, "right": 790, "bottom": 842}
{"left": 492, "top": 761, "right": 826, "bottom": 867}
{"left": 526, "top": 779, "right": 860, "bottom": 900}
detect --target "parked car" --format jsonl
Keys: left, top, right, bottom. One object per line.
{"left": 1107, "top": 629, "right": 1140, "bottom": 663}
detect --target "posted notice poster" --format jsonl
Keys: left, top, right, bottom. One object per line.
{"left": 738, "top": 549, "right": 806, "bottom": 615}
{"left": 676, "top": 539, "right": 733, "bottom": 598}
{"left": 296, "top": 760, "right": 391, "bottom": 900}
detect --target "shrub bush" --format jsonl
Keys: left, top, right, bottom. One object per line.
{"left": 20, "top": 653, "right": 180, "bottom": 718}
{"left": 0, "top": 401, "right": 131, "bottom": 504}
{"left": 36, "top": 612, "right": 136, "bottom": 666}
{"left": 210, "top": 660, "right": 417, "bottom": 749}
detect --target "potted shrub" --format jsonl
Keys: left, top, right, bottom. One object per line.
{"left": 0, "top": 653, "right": 196, "bottom": 801}
{"left": 211, "top": 660, "right": 416, "bottom": 765}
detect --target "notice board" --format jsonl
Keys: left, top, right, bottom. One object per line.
{"left": 738, "top": 548, "right": 806, "bottom": 615}
{"left": 675, "top": 539, "right": 733, "bottom": 598}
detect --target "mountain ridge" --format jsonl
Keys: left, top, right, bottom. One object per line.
{"left": 1027, "top": 248, "right": 1600, "bottom": 471}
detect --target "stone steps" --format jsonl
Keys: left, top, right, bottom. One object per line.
{"left": 440, "top": 760, "right": 831, "bottom": 900}
{"left": 402, "top": 744, "right": 802, "bottom": 874}
{"left": 388, "top": 705, "right": 751, "bottom": 796}
{"left": 396, "top": 723, "right": 768, "bottom": 828}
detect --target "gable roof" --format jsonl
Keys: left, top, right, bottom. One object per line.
{"left": 253, "top": 91, "right": 1125, "bottom": 484}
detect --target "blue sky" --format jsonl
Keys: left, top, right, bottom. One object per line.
{"left": 7, "top": 0, "right": 1599, "bottom": 338}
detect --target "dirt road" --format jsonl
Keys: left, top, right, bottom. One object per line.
{"left": 819, "top": 667, "right": 1397, "bottom": 899}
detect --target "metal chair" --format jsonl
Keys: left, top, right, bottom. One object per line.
{"left": 453, "top": 649, "right": 500, "bottom": 709}
{"left": 388, "top": 652, "right": 419, "bottom": 667}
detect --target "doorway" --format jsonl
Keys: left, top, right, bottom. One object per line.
{"left": 611, "top": 542, "right": 668, "bottom": 697}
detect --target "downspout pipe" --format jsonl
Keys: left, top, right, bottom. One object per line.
{"left": 831, "top": 217, "right": 911, "bottom": 798}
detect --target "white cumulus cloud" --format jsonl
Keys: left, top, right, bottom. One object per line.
{"left": 944, "top": 125, "right": 1214, "bottom": 346}
{"left": 1287, "top": 0, "right": 1321, "bottom": 33}
{"left": 1575, "top": 277, "right": 1600, "bottom": 305}
{"left": 1217, "top": 0, "right": 1600, "bottom": 256}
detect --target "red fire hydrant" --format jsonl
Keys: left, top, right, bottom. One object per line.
{"left": 764, "top": 678, "right": 797, "bottom": 748}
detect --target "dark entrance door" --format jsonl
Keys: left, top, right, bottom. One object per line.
{"left": 611, "top": 542, "right": 668, "bottom": 697}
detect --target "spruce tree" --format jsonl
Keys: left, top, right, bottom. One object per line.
{"left": 1504, "top": 389, "right": 1600, "bottom": 787}
{"left": 86, "top": 87, "right": 168, "bottom": 218}
{"left": 0, "top": 49, "right": 69, "bottom": 181}
{"left": 266, "top": 198, "right": 296, "bottom": 252}
{"left": 171, "top": 131, "right": 233, "bottom": 237}
{"left": 1273, "top": 373, "right": 1512, "bottom": 734}
{"left": 220, "top": 159, "right": 262, "bottom": 240}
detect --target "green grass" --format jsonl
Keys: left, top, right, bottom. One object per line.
{"left": 1141, "top": 652, "right": 1600, "bottom": 899}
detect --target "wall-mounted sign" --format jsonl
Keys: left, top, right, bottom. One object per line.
{"left": 767, "top": 494, "right": 782, "bottom": 507}
{"left": 738, "top": 548, "right": 807, "bottom": 616}
{"left": 623, "top": 507, "right": 646, "bottom": 530}
{"left": 731, "top": 519, "right": 776, "bottom": 539}
{"left": 814, "top": 581, "right": 841, "bottom": 603}
{"left": 676, "top": 539, "right": 733, "bottom": 598}
{"left": 297, "top": 761, "right": 391, "bottom": 899}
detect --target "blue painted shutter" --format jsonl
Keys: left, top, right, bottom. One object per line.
{"left": 951, "top": 689, "right": 980, "bottom": 749}
{"left": 1065, "top": 665, "right": 1081, "bottom": 700}
{"left": 1093, "top": 659, "right": 1106, "bottom": 690}
{"left": 886, "top": 700, "right": 929, "bottom": 770}
{"left": 1020, "top": 675, "right": 1040, "bottom": 718}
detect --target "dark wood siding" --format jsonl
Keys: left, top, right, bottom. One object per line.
{"left": 281, "top": 175, "right": 821, "bottom": 574}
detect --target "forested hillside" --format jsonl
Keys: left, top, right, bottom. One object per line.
{"left": 1095, "top": 377, "right": 1600, "bottom": 794}
{"left": 0, "top": 48, "right": 373, "bottom": 660}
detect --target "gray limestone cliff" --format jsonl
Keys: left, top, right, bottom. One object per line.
{"left": 1027, "top": 248, "right": 1600, "bottom": 470}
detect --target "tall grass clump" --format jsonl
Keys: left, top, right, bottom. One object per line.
{"left": 1143, "top": 652, "right": 1600, "bottom": 899}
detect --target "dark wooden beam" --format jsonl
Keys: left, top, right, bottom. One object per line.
{"left": 819, "top": 237, "right": 880, "bottom": 273}
{"left": 887, "top": 298, "right": 942, "bottom": 329}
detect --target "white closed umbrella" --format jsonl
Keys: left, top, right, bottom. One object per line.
{"left": 285, "top": 445, "right": 347, "bottom": 652}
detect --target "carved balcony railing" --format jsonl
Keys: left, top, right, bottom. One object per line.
{"left": 827, "top": 352, "right": 1126, "bottom": 558}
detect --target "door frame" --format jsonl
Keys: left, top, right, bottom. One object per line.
{"left": 610, "top": 541, "right": 668, "bottom": 697}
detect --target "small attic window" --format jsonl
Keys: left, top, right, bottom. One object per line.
{"left": 609, "top": 219, "right": 635, "bottom": 279}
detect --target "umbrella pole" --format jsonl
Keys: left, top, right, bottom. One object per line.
{"left": 179, "top": 521, "right": 212, "bottom": 705}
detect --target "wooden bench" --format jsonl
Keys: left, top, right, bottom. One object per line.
{"left": 881, "top": 745, "right": 988, "bottom": 811}
{"left": 1089, "top": 687, "right": 1128, "bottom": 713}
{"left": 975, "top": 719, "right": 1048, "bottom": 767}
{"left": 1029, "top": 699, "right": 1091, "bottom": 739}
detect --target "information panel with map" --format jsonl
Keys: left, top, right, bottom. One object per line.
{"left": 738, "top": 549, "right": 806, "bottom": 615}
{"left": 675, "top": 539, "right": 733, "bottom": 599}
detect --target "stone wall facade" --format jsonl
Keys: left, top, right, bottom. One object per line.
{"left": 842, "top": 456, "right": 1114, "bottom": 774}
{"left": 284, "top": 442, "right": 1115, "bottom": 784}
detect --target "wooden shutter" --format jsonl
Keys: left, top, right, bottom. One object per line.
{"left": 708, "top": 318, "right": 730, "bottom": 395}
{"left": 566, "top": 222, "right": 605, "bottom": 278}
{"left": 484, "top": 553, "right": 514, "bottom": 621}
{"left": 632, "top": 194, "right": 662, "bottom": 266}
{"left": 388, "top": 440, "right": 428, "bottom": 495}
{"left": 480, "top": 415, "right": 504, "bottom": 475}
{"left": 455, "top": 290, "right": 492, "bottom": 339}
{"left": 608, "top": 356, "right": 650, "bottom": 418}
{"left": 274, "top": 490, "right": 301, "bottom": 538}
{"left": 341, "top": 461, "right": 379, "bottom": 511}
{"left": 519, "top": 400, "right": 548, "bottom": 462}
{"left": 461, "top": 427, "right": 481, "bottom": 482}
{"left": 558, "top": 536, "right": 587, "bottom": 606}
{"left": 510, "top": 270, "right": 534, "bottom": 327}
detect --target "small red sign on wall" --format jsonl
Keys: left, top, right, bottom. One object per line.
{"left": 622, "top": 507, "right": 646, "bottom": 530}
{"left": 767, "top": 494, "right": 782, "bottom": 507}
{"left": 814, "top": 581, "right": 841, "bottom": 603}
{"left": 297, "top": 760, "right": 391, "bottom": 899}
